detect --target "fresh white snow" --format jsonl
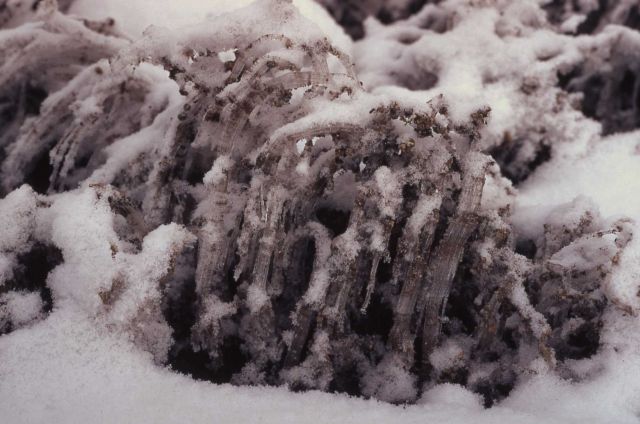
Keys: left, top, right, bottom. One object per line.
{"left": 2, "top": 304, "right": 640, "bottom": 424}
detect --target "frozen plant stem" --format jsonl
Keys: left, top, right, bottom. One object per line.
{"left": 420, "top": 153, "right": 489, "bottom": 366}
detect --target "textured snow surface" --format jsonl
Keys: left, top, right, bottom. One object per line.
{"left": 516, "top": 130, "right": 640, "bottom": 220}
{"left": 69, "top": 0, "right": 353, "bottom": 52}
{"left": 2, "top": 305, "right": 640, "bottom": 424}
{"left": 2, "top": 0, "right": 640, "bottom": 422}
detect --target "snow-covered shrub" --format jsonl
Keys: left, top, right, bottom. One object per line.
{"left": 0, "top": 0, "right": 638, "bottom": 410}
{"left": 0, "top": 1, "right": 126, "bottom": 191}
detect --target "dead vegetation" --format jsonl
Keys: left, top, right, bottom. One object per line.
{"left": 0, "top": 0, "right": 635, "bottom": 407}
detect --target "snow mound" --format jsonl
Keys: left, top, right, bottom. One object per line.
{"left": 1, "top": 0, "right": 640, "bottom": 422}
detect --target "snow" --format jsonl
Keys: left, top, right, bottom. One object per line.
{"left": 0, "top": 305, "right": 628, "bottom": 424}
{"left": 0, "top": 185, "right": 37, "bottom": 254}
{"left": 361, "top": 354, "right": 417, "bottom": 403}
{"left": 502, "top": 314, "right": 640, "bottom": 424}
{"left": 46, "top": 189, "right": 121, "bottom": 313}
{"left": 1, "top": 304, "right": 639, "bottom": 424}
{"left": 516, "top": 130, "right": 640, "bottom": 221}
{"left": 608, "top": 225, "right": 640, "bottom": 312}
{"left": 246, "top": 284, "right": 269, "bottom": 313}
{"left": 0, "top": 291, "right": 43, "bottom": 328}
{"left": 69, "top": 0, "right": 353, "bottom": 53}
{"left": 407, "top": 194, "right": 442, "bottom": 235}
{"left": 85, "top": 63, "right": 184, "bottom": 186}
{"left": 547, "top": 231, "right": 620, "bottom": 273}
{"left": 509, "top": 282, "right": 552, "bottom": 344}
{"left": 3, "top": 0, "right": 640, "bottom": 422}
{"left": 203, "top": 155, "right": 234, "bottom": 187}
{"left": 0, "top": 185, "right": 38, "bottom": 286}
{"left": 374, "top": 166, "right": 402, "bottom": 218}
{"left": 428, "top": 338, "right": 466, "bottom": 373}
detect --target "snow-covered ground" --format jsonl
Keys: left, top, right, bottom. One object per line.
{"left": 2, "top": 0, "right": 640, "bottom": 422}
{"left": 2, "top": 305, "right": 640, "bottom": 424}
